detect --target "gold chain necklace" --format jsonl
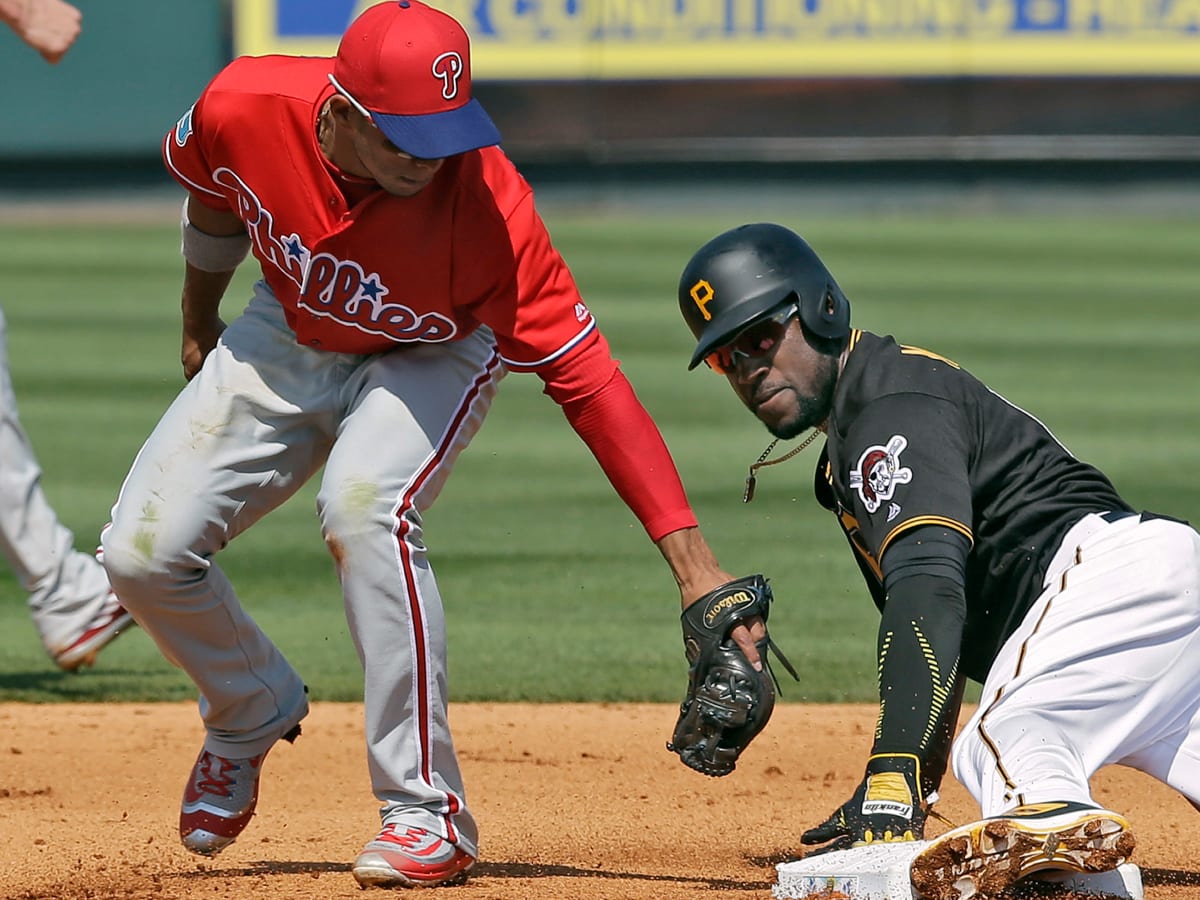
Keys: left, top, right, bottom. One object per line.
{"left": 743, "top": 428, "right": 821, "bottom": 503}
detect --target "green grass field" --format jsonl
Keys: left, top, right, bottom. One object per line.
{"left": 1, "top": 202, "right": 1197, "bottom": 705}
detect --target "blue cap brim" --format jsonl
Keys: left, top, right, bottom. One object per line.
{"left": 371, "top": 98, "right": 501, "bottom": 160}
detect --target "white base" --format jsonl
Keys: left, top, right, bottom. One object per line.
{"left": 773, "top": 842, "right": 920, "bottom": 900}
{"left": 773, "top": 841, "right": 1143, "bottom": 900}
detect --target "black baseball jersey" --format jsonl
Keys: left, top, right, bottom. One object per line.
{"left": 815, "top": 330, "right": 1132, "bottom": 681}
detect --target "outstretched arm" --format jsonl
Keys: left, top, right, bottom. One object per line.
{"left": 538, "top": 339, "right": 766, "bottom": 663}
{"left": 802, "top": 526, "right": 970, "bottom": 853}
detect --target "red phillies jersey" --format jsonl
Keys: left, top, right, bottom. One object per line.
{"left": 162, "top": 54, "right": 699, "bottom": 542}
{"left": 164, "top": 55, "right": 594, "bottom": 367}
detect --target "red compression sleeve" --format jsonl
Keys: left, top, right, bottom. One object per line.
{"left": 540, "top": 334, "right": 698, "bottom": 542}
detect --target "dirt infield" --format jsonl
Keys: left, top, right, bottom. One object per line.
{"left": 2, "top": 702, "right": 1196, "bottom": 900}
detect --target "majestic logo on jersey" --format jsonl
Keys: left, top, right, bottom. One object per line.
{"left": 849, "top": 435, "right": 913, "bottom": 514}
{"left": 689, "top": 279, "right": 715, "bottom": 321}
{"left": 573, "top": 301, "right": 589, "bottom": 322}
{"left": 212, "top": 167, "right": 455, "bottom": 344}
{"left": 432, "top": 52, "right": 464, "bottom": 100}
{"left": 886, "top": 502, "right": 902, "bottom": 522}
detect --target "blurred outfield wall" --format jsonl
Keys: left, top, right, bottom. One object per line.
{"left": 2, "top": 0, "right": 1199, "bottom": 168}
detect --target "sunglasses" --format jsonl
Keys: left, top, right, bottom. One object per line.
{"left": 704, "top": 303, "right": 799, "bottom": 374}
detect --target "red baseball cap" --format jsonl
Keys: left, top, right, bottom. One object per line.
{"left": 330, "top": 0, "right": 500, "bottom": 160}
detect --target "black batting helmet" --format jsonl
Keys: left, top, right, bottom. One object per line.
{"left": 678, "top": 223, "right": 851, "bottom": 370}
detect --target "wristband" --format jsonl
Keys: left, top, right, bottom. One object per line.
{"left": 180, "top": 200, "right": 251, "bottom": 272}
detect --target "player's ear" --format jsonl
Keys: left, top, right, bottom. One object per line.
{"left": 327, "top": 95, "right": 362, "bottom": 128}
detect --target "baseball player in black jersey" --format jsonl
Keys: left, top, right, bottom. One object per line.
{"left": 677, "top": 223, "right": 1200, "bottom": 900}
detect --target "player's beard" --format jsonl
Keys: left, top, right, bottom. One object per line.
{"left": 761, "top": 351, "right": 838, "bottom": 440}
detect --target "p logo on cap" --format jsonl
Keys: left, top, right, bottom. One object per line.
{"left": 432, "top": 51, "right": 464, "bottom": 100}
{"left": 331, "top": 0, "right": 501, "bottom": 159}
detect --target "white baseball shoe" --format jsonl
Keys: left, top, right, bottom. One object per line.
{"left": 352, "top": 824, "right": 476, "bottom": 888}
{"left": 50, "top": 591, "right": 135, "bottom": 671}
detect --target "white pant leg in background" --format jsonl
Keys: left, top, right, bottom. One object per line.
{"left": 319, "top": 326, "right": 504, "bottom": 858}
{"left": 102, "top": 288, "right": 322, "bottom": 756}
{"left": 0, "top": 306, "right": 110, "bottom": 651}
{"left": 952, "top": 512, "right": 1200, "bottom": 816}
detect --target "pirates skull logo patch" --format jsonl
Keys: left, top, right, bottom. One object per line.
{"left": 849, "top": 435, "right": 913, "bottom": 514}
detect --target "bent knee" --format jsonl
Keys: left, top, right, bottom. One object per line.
{"left": 318, "top": 483, "right": 422, "bottom": 574}
{"left": 318, "top": 478, "right": 414, "bottom": 540}
{"left": 100, "top": 520, "right": 202, "bottom": 594}
{"left": 101, "top": 521, "right": 159, "bottom": 583}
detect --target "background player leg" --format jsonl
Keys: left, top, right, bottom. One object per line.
{"left": 0, "top": 306, "right": 128, "bottom": 669}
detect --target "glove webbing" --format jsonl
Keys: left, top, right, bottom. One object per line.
{"left": 763, "top": 636, "right": 799, "bottom": 694}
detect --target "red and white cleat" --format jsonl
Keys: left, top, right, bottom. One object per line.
{"left": 50, "top": 592, "right": 134, "bottom": 671}
{"left": 352, "top": 823, "right": 476, "bottom": 888}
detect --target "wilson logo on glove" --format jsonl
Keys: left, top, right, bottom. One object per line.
{"left": 703, "top": 589, "right": 755, "bottom": 628}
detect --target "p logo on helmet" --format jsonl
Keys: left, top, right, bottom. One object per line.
{"left": 690, "top": 279, "right": 716, "bottom": 321}
{"left": 677, "top": 223, "right": 851, "bottom": 371}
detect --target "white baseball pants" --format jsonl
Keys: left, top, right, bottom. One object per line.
{"left": 102, "top": 283, "right": 504, "bottom": 855}
{"left": 952, "top": 511, "right": 1200, "bottom": 816}
{"left": 0, "top": 306, "right": 111, "bottom": 652}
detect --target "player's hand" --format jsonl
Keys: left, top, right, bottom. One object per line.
{"left": 181, "top": 315, "right": 226, "bottom": 381}
{"left": 800, "top": 753, "right": 927, "bottom": 855}
{"left": 17, "top": 0, "right": 82, "bottom": 64}
{"left": 726, "top": 616, "right": 766, "bottom": 670}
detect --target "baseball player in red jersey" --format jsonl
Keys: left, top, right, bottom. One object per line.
{"left": 0, "top": 0, "right": 133, "bottom": 670}
{"left": 677, "top": 224, "right": 1200, "bottom": 900}
{"left": 99, "top": 1, "right": 759, "bottom": 889}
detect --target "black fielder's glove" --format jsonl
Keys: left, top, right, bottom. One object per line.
{"left": 800, "top": 753, "right": 928, "bottom": 854}
{"left": 667, "top": 575, "right": 798, "bottom": 777}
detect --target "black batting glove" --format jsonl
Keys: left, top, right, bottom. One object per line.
{"left": 800, "top": 753, "right": 927, "bottom": 855}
